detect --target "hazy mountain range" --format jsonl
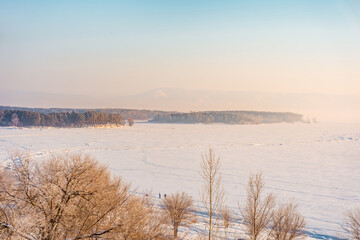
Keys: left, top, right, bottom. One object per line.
{"left": 1, "top": 88, "right": 359, "bottom": 122}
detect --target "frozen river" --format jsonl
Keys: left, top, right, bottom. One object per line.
{"left": 1, "top": 122, "right": 359, "bottom": 238}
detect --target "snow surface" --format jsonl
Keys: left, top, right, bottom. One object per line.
{"left": 0, "top": 122, "right": 359, "bottom": 239}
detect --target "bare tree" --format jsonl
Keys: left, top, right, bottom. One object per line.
{"left": 0, "top": 151, "right": 132, "bottom": 240}
{"left": 200, "top": 147, "right": 224, "bottom": 240}
{"left": 219, "top": 206, "right": 232, "bottom": 239}
{"left": 113, "top": 193, "right": 166, "bottom": 239}
{"left": 343, "top": 206, "right": 360, "bottom": 240}
{"left": 0, "top": 169, "right": 14, "bottom": 240}
{"left": 268, "top": 201, "right": 306, "bottom": 240}
{"left": 127, "top": 118, "right": 134, "bottom": 126}
{"left": 10, "top": 113, "right": 19, "bottom": 127}
{"left": 240, "top": 172, "right": 275, "bottom": 240}
{"left": 162, "top": 192, "right": 197, "bottom": 239}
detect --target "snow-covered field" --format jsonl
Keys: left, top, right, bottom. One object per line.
{"left": 0, "top": 122, "right": 359, "bottom": 239}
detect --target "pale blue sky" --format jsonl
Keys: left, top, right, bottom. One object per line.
{"left": 1, "top": 0, "right": 360, "bottom": 97}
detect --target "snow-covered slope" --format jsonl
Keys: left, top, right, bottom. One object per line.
{"left": 0, "top": 122, "right": 359, "bottom": 239}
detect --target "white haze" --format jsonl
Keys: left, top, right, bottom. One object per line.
{"left": 1, "top": 88, "right": 359, "bottom": 123}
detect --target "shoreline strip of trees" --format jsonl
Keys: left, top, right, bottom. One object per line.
{"left": 0, "top": 110, "right": 131, "bottom": 128}
{"left": 150, "top": 111, "right": 304, "bottom": 124}
{"left": 1, "top": 106, "right": 305, "bottom": 126}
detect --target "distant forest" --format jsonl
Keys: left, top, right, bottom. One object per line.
{"left": 150, "top": 111, "right": 304, "bottom": 124}
{"left": 0, "top": 109, "right": 128, "bottom": 127}
{"left": 0, "top": 106, "right": 304, "bottom": 127}
{"left": 0, "top": 106, "right": 170, "bottom": 120}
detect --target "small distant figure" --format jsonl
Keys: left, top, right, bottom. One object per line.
{"left": 145, "top": 193, "right": 148, "bottom": 197}
{"left": 164, "top": 194, "right": 167, "bottom": 198}
{"left": 159, "top": 193, "right": 161, "bottom": 199}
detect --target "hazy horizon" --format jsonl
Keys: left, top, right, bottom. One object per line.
{"left": 1, "top": 88, "right": 360, "bottom": 123}
{"left": 1, "top": 1, "right": 359, "bottom": 122}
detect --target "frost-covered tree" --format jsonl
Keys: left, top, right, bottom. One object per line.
{"left": 268, "top": 201, "right": 306, "bottom": 240}
{"left": 0, "top": 110, "right": 4, "bottom": 124}
{"left": 128, "top": 118, "right": 134, "bottom": 126}
{"left": 0, "top": 152, "right": 132, "bottom": 239}
{"left": 113, "top": 193, "right": 166, "bottom": 239}
{"left": 219, "top": 206, "right": 232, "bottom": 239}
{"left": 0, "top": 152, "right": 170, "bottom": 240}
{"left": 200, "top": 147, "right": 224, "bottom": 240}
{"left": 344, "top": 206, "right": 360, "bottom": 240}
{"left": 162, "top": 192, "right": 196, "bottom": 238}
{"left": 10, "top": 113, "right": 19, "bottom": 126}
{"left": 240, "top": 172, "right": 275, "bottom": 240}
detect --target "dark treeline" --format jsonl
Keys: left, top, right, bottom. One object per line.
{"left": 0, "top": 110, "right": 126, "bottom": 127}
{"left": 0, "top": 106, "right": 304, "bottom": 125}
{"left": 150, "top": 111, "right": 304, "bottom": 124}
{"left": 0, "top": 106, "right": 171, "bottom": 120}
